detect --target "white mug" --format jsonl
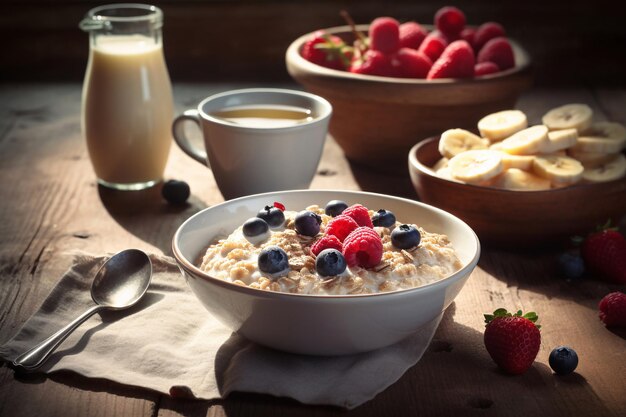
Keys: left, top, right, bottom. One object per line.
{"left": 172, "top": 88, "right": 332, "bottom": 200}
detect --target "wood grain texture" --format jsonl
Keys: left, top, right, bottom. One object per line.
{"left": 0, "top": 84, "right": 625, "bottom": 417}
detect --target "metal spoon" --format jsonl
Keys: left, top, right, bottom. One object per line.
{"left": 12, "top": 249, "right": 152, "bottom": 372}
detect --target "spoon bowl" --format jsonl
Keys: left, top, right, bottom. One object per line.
{"left": 13, "top": 249, "right": 152, "bottom": 371}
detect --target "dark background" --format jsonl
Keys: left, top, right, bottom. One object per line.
{"left": 2, "top": 0, "right": 625, "bottom": 86}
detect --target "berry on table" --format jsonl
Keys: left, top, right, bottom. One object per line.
{"left": 325, "top": 214, "right": 359, "bottom": 242}
{"left": 311, "top": 234, "right": 343, "bottom": 256}
{"left": 316, "top": 249, "right": 347, "bottom": 277}
{"left": 294, "top": 210, "right": 322, "bottom": 237}
{"left": 557, "top": 252, "right": 585, "bottom": 280}
{"left": 399, "top": 21, "right": 427, "bottom": 50}
{"left": 477, "top": 37, "right": 515, "bottom": 71}
{"left": 391, "top": 224, "right": 421, "bottom": 249}
{"left": 371, "top": 209, "right": 396, "bottom": 227}
{"left": 427, "top": 40, "right": 475, "bottom": 80}
{"left": 258, "top": 246, "right": 289, "bottom": 275}
{"left": 242, "top": 217, "right": 269, "bottom": 240}
{"left": 434, "top": 6, "right": 466, "bottom": 37}
{"left": 483, "top": 308, "right": 541, "bottom": 375}
{"left": 162, "top": 179, "right": 190, "bottom": 205}
{"left": 342, "top": 226, "right": 383, "bottom": 268}
{"left": 257, "top": 205, "right": 285, "bottom": 228}
{"left": 325, "top": 200, "right": 348, "bottom": 217}
{"left": 369, "top": 17, "right": 400, "bottom": 54}
{"left": 581, "top": 225, "right": 626, "bottom": 284}
{"left": 549, "top": 346, "right": 579, "bottom": 375}
{"left": 342, "top": 204, "right": 374, "bottom": 228}
{"left": 598, "top": 291, "right": 626, "bottom": 328}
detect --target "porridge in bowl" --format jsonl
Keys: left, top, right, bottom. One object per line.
{"left": 199, "top": 201, "right": 462, "bottom": 295}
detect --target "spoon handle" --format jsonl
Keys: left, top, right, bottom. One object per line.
{"left": 12, "top": 305, "right": 104, "bottom": 371}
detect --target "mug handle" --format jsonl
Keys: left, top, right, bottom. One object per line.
{"left": 172, "top": 109, "right": 209, "bottom": 166}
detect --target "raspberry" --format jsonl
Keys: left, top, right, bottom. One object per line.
{"left": 349, "top": 50, "right": 397, "bottom": 77}
{"left": 427, "top": 40, "right": 475, "bottom": 80}
{"left": 477, "top": 37, "right": 515, "bottom": 71}
{"left": 399, "top": 21, "right": 427, "bottom": 50}
{"left": 325, "top": 214, "right": 359, "bottom": 242}
{"left": 342, "top": 227, "right": 384, "bottom": 268}
{"left": 417, "top": 32, "right": 448, "bottom": 62}
{"left": 342, "top": 204, "right": 374, "bottom": 228}
{"left": 460, "top": 27, "right": 476, "bottom": 49}
{"left": 434, "top": 6, "right": 466, "bottom": 37}
{"left": 393, "top": 48, "right": 432, "bottom": 78}
{"left": 369, "top": 17, "right": 400, "bottom": 54}
{"left": 311, "top": 234, "right": 343, "bottom": 256}
{"left": 273, "top": 201, "right": 285, "bottom": 211}
{"left": 599, "top": 291, "right": 626, "bottom": 327}
{"left": 474, "top": 22, "right": 506, "bottom": 52}
{"left": 474, "top": 61, "right": 500, "bottom": 77}
{"left": 300, "top": 31, "right": 352, "bottom": 71}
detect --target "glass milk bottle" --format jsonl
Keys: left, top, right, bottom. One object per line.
{"left": 80, "top": 4, "right": 173, "bottom": 190}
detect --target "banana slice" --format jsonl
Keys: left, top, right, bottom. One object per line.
{"left": 489, "top": 141, "right": 505, "bottom": 151}
{"left": 436, "top": 166, "right": 464, "bottom": 183}
{"left": 494, "top": 168, "right": 551, "bottom": 191}
{"left": 568, "top": 148, "right": 619, "bottom": 168}
{"left": 532, "top": 155, "right": 584, "bottom": 185}
{"left": 500, "top": 125, "right": 550, "bottom": 155}
{"left": 542, "top": 103, "right": 593, "bottom": 132}
{"left": 448, "top": 149, "right": 504, "bottom": 183}
{"left": 540, "top": 128, "right": 578, "bottom": 153}
{"left": 574, "top": 122, "right": 626, "bottom": 153}
{"left": 438, "top": 129, "right": 488, "bottom": 159}
{"left": 433, "top": 157, "right": 449, "bottom": 171}
{"left": 477, "top": 110, "right": 528, "bottom": 142}
{"left": 582, "top": 154, "right": 626, "bottom": 182}
{"left": 500, "top": 153, "right": 535, "bottom": 171}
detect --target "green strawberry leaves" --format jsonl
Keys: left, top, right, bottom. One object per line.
{"left": 484, "top": 308, "right": 541, "bottom": 329}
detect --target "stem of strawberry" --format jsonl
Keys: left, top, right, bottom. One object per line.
{"left": 340, "top": 9, "right": 368, "bottom": 54}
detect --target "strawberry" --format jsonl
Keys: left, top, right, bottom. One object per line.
{"left": 417, "top": 32, "right": 448, "bottom": 62}
{"left": 369, "top": 17, "right": 400, "bottom": 54}
{"left": 474, "top": 61, "right": 500, "bottom": 77}
{"left": 399, "top": 21, "right": 428, "bottom": 50}
{"left": 434, "top": 6, "right": 466, "bottom": 37}
{"left": 581, "top": 224, "right": 626, "bottom": 284}
{"left": 474, "top": 22, "right": 506, "bottom": 52}
{"left": 349, "top": 49, "right": 397, "bottom": 77}
{"left": 477, "top": 37, "right": 515, "bottom": 71}
{"left": 393, "top": 47, "right": 432, "bottom": 78}
{"left": 427, "top": 40, "right": 475, "bottom": 80}
{"left": 599, "top": 292, "right": 626, "bottom": 327}
{"left": 484, "top": 308, "right": 541, "bottom": 375}
{"left": 460, "top": 27, "right": 476, "bottom": 49}
{"left": 300, "top": 31, "right": 352, "bottom": 71}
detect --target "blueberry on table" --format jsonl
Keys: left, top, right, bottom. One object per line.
{"left": 558, "top": 252, "right": 585, "bottom": 280}
{"left": 257, "top": 205, "right": 285, "bottom": 228}
{"left": 162, "top": 180, "right": 190, "bottom": 205}
{"left": 325, "top": 200, "right": 348, "bottom": 217}
{"left": 316, "top": 249, "right": 347, "bottom": 277}
{"left": 295, "top": 210, "right": 322, "bottom": 236}
{"left": 258, "top": 246, "right": 289, "bottom": 275}
{"left": 372, "top": 209, "right": 396, "bottom": 227}
{"left": 243, "top": 217, "right": 269, "bottom": 239}
{"left": 549, "top": 346, "right": 578, "bottom": 375}
{"left": 391, "top": 224, "right": 421, "bottom": 249}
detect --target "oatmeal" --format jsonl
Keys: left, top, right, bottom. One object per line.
{"left": 200, "top": 203, "right": 462, "bottom": 295}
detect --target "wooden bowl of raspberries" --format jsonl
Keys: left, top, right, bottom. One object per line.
{"left": 285, "top": 6, "right": 532, "bottom": 174}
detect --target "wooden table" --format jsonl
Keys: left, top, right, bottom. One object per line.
{"left": 1, "top": 83, "right": 625, "bottom": 417}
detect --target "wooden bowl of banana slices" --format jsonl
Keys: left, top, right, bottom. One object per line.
{"left": 408, "top": 104, "right": 626, "bottom": 247}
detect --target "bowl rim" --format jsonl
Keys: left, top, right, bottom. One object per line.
{"left": 172, "top": 189, "right": 481, "bottom": 300}
{"left": 286, "top": 24, "right": 532, "bottom": 84}
{"left": 409, "top": 136, "right": 626, "bottom": 194}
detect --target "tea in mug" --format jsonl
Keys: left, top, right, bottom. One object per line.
{"left": 210, "top": 105, "right": 314, "bottom": 128}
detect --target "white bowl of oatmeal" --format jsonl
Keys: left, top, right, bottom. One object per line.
{"left": 172, "top": 190, "right": 480, "bottom": 355}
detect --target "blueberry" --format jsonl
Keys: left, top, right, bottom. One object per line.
{"left": 391, "top": 224, "right": 421, "bottom": 249}
{"left": 258, "top": 246, "right": 289, "bottom": 275}
{"left": 372, "top": 209, "right": 396, "bottom": 227}
{"left": 549, "top": 346, "right": 578, "bottom": 375}
{"left": 162, "top": 180, "right": 190, "bottom": 205}
{"left": 243, "top": 217, "right": 269, "bottom": 238}
{"left": 558, "top": 252, "right": 585, "bottom": 280}
{"left": 257, "top": 205, "right": 285, "bottom": 228}
{"left": 294, "top": 210, "right": 322, "bottom": 236}
{"left": 316, "top": 249, "right": 347, "bottom": 277}
{"left": 325, "top": 200, "right": 348, "bottom": 217}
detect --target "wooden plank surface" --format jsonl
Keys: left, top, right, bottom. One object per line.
{"left": 0, "top": 83, "right": 625, "bottom": 417}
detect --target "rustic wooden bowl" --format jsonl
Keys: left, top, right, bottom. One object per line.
{"left": 286, "top": 25, "right": 533, "bottom": 174}
{"left": 408, "top": 137, "right": 626, "bottom": 247}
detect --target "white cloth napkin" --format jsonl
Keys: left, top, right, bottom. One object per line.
{"left": 0, "top": 253, "right": 443, "bottom": 409}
